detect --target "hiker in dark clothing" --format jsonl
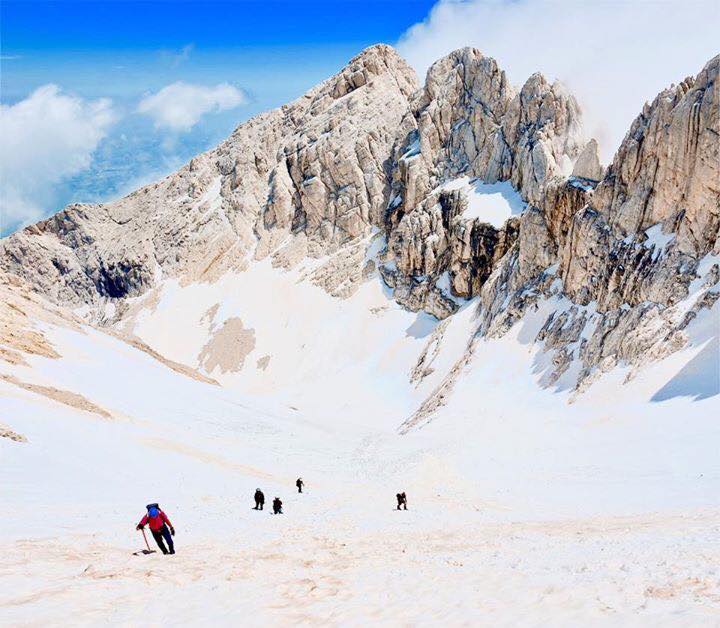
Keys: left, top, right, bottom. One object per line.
{"left": 254, "top": 488, "right": 265, "bottom": 510}
{"left": 272, "top": 497, "right": 283, "bottom": 514}
{"left": 137, "top": 503, "right": 175, "bottom": 554}
{"left": 296, "top": 478, "right": 304, "bottom": 493}
{"left": 396, "top": 492, "right": 407, "bottom": 511}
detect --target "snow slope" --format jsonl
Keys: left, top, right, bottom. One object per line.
{"left": 1, "top": 256, "right": 719, "bottom": 625}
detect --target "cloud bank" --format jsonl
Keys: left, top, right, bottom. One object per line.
{"left": 0, "top": 85, "right": 115, "bottom": 234}
{"left": 397, "top": 0, "right": 719, "bottom": 161}
{"left": 137, "top": 82, "right": 247, "bottom": 131}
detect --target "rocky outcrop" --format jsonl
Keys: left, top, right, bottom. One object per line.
{"left": 590, "top": 54, "right": 719, "bottom": 257}
{"left": 572, "top": 139, "right": 603, "bottom": 181}
{"left": 390, "top": 48, "right": 584, "bottom": 211}
{"left": 397, "top": 52, "right": 718, "bottom": 416}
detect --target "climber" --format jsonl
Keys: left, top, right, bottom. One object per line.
{"left": 396, "top": 492, "right": 407, "bottom": 511}
{"left": 296, "top": 478, "right": 304, "bottom": 493}
{"left": 136, "top": 503, "right": 175, "bottom": 554}
{"left": 272, "top": 497, "right": 283, "bottom": 514}
{"left": 254, "top": 488, "right": 265, "bottom": 510}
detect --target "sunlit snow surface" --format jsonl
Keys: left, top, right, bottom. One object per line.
{"left": 440, "top": 176, "right": 526, "bottom": 227}
{"left": 1, "top": 248, "right": 719, "bottom": 624}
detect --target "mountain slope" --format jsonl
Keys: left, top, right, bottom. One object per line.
{"left": 1, "top": 260, "right": 718, "bottom": 625}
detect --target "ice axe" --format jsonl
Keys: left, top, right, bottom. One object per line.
{"left": 133, "top": 527, "right": 156, "bottom": 556}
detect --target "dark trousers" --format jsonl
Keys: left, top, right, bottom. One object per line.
{"left": 254, "top": 500, "right": 264, "bottom": 510}
{"left": 152, "top": 525, "right": 175, "bottom": 554}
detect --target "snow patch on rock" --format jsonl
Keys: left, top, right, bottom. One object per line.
{"left": 440, "top": 177, "right": 526, "bottom": 227}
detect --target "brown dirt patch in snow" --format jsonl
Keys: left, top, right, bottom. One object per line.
{"left": 0, "top": 424, "right": 27, "bottom": 443}
{"left": 0, "top": 374, "right": 113, "bottom": 419}
{"left": 0, "top": 273, "right": 76, "bottom": 363}
{"left": 0, "top": 346, "right": 29, "bottom": 366}
{"left": 113, "top": 287, "right": 163, "bottom": 333}
{"left": 201, "top": 303, "right": 220, "bottom": 326}
{"left": 142, "top": 437, "right": 279, "bottom": 481}
{"left": 198, "top": 317, "right": 256, "bottom": 373}
{"left": 104, "top": 330, "right": 219, "bottom": 386}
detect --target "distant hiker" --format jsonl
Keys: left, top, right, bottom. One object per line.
{"left": 273, "top": 497, "right": 283, "bottom": 514}
{"left": 396, "top": 492, "right": 407, "bottom": 511}
{"left": 254, "top": 488, "right": 265, "bottom": 510}
{"left": 136, "top": 503, "right": 175, "bottom": 554}
{"left": 296, "top": 478, "right": 304, "bottom": 493}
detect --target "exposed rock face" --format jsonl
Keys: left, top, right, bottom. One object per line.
{"left": 448, "top": 215, "right": 520, "bottom": 298}
{"left": 412, "top": 49, "right": 513, "bottom": 186}
{"left": 1, "top": 45, "right": 718, "bottom": 402}
{"left": 591, "top": 55, "right": 719, "bottom": 257}
{"left": 392, "top": 48, "right": 584, "bottom": 209}
{"left": 572, "top": 139, "right": 603, "bottom": 181}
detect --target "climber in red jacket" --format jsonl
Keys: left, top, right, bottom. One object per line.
{"left": 136, "top": 503, "right": 175, "bottom": 554}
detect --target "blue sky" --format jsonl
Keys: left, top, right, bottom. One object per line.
{"left": 2, "top": 0, "right": 718, "bottom": 236}
{"left": 2, "top": 1, "right": 437, "bottom": 102}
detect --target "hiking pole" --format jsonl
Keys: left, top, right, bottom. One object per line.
{"left": 141, "top": 527, "right": 151, "bottom": 552}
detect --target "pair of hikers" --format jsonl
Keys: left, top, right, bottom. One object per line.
{"left": 136, "top": 503, "right": 175, "bottom": 554}
{"left": 254, "top": 488, "right": 286, "bottom": 514}
{"left": 253, "top": 478, "right": 303, "bottom": 512}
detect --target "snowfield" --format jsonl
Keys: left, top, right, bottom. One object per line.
{"left": 1, "top": 259, "right": 719, "bottom": 626}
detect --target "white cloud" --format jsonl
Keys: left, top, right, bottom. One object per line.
{"left": 0, "top": 85, "right": 115, "bottom": 233}
{"left": 137, "top": 82, "right": 247, "bottom": 131}
{"left": 397, "top": 0, "right": 720, "bottom": 162}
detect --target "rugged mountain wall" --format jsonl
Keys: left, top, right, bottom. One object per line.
{"left": 379, "top": 46, "right": 589, "bottom": 316}
{"left": 1, "top": 45, "right": 717, "bottom": 398}
{"left": 0, "top": 45, "right": 419, "bottom": 307}
{"left": 470, "top": 54, "right": 720, "bottom": 392}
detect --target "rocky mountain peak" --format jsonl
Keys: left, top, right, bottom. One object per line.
{"left": 591, "top": 54, "right": 719, "bottom": 257}
{"left": 329, "top": 43, "right": 418, "bottom": 100}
